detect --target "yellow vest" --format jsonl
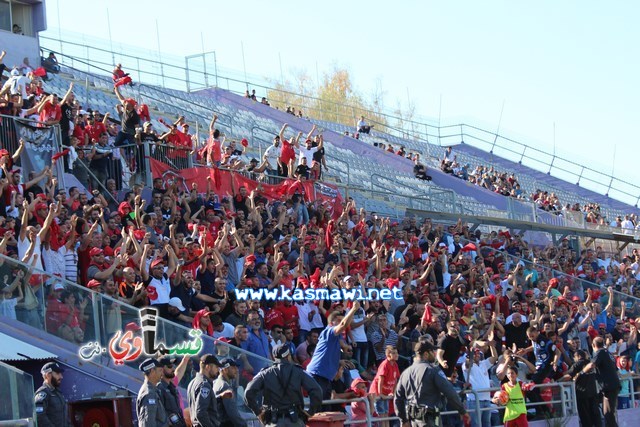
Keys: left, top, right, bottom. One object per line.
{"left": 503, "top": 382, "right": 527, "bottom": 421}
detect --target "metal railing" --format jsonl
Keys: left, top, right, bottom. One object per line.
{"left": 0, "top": 252, "right": 273, "bottom": 402}
{"left": 439, "top": 382, "right": 578, "bottom": 423}
{"left": 0, "top": 114, "right": 66, "bottom": 191}
{"left": 39, "top": 31, "right": 640, "bottom": 209}
{"left": 457, "top": 235, "right": 640, "bottom": 309}
{"left": 0, "top": 361, "right": 35, "bottom": 426}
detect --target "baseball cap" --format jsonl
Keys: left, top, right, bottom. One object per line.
{"left": 414, "top": 341, "right": 436, "bottom": 354}
{"left": 139, "top": 358, "right": 161, "bottom": 373}
{"left": 277, "top": 261, "right": 289, "bottom": 270}
{"left": 272, "top": 344, "right": 291, "bottom": 359}
{"left": 150, "top": 258, "right": 164, "bottom": 268}
{"left": 219, "top": 358, "right": 238, "bottom": 369}
{"left": 89, "top": 248, "right": 104, "bottom": 257}
{"left": 350, "top": 378, "right": 368, "bottom": 389}
{"left": 168, "top": 297, "right": 186, "bottom": 312}
{"left": 53, "top": 283, "right": 65, "bottom": 291}
{"left": 200, "top": 354, "right": 222, "bottom": 367}
{"left": 87, "top": 279, "right": 102, "bottom": 289}
{"left": 159, "top": 357, "right": 178, "bottom": 367}
{"left": 342, "top": 275, "right": 353, "bottom": 283}
{"left": 124, "top": 322, "right": 141, "bottom": 332}
{"left": 41, "top": 362, "right": 64, "bottom": 375}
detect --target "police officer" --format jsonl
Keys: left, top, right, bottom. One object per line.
{"left": 137, "top": 358, "right": 169, "bottom": 427}
{"left": 35, "top": 361, "right": 69, "bottom": 427}
{"left": 213, "top": 358, "right": 247, "bottom": 427}
{"left": 188, "top": 354, "right": 225, "bottom": 427}
{"left": 395, "top": 341, "right": 470, "bottom": 427}
{"left": 244, "top": 344, "right": 323, "bottom": 427}
{"left": 560, "top": 350, "right": 601, "bottom": 427}
{"left": 157, "top": 357, "right": 186, "bottom": 427}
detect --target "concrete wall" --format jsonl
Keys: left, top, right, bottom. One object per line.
{"left": 0, "top": 31, "right": 40, "bottom": 72}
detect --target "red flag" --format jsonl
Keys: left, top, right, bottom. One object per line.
{"left": 325, "top": 220, "right": 335, "bottom": 249}
{"left": 461, "top": 243, "right": 477, "bottom": 252}
{"left": 114, "top": 75, "right": 132, "bottom": 87}
{"left": 421, "top": 305, "right": 433, "bottom": 325}
{"left": 33, "top": 67, "right": 47, "bottom": 77}
{"left": 51, "top": 149, "right": 70, "bottom": 162}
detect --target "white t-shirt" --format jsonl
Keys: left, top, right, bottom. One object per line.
{"left": 465, "top": 358, "right": 493, "bottom": 401}
{"left": 18, "top": 235, "right": 43, "bottom": 271}
{"left": 298, "top": 146, "right": 318, "bottom": 164}
{"left": 297, "top": 301, "right": 324, "bottom": 331}
{"left": 213, "top": 322, "right": 235, "bottom": 339}
{"left": 263, "top": 144, "right": 281, "bottom": 169}
{"left": 148, "top": 274, "right": 172, "bottom": 305}
{"left": 351, "top": 308, "right": 368, "bottom": 342}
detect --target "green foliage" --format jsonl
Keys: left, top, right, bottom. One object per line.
{"left": 266, "top": 66, "right": 405, "bottom": 134}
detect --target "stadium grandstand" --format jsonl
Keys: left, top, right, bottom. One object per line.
{"left": 1, "top": 3, "right": 640, "bottom": 427}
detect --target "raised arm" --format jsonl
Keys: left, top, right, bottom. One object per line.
{"left": 37, "top": 202, "right": 58, "bottom": 240}
{"left": 279, "top": 123, "right": 287, "bottom": 141}
{"left": 114, "top": 85, "right": 125, "bottom": 104}
{"left": 209, "top": 114, "right": 218, "bottom": 133}
{"left": 334, "top": 301, "right": 360, "bottom": 335}
{"left": 306, "top": 124, "right": 317, "bottom": 141}
{"left": 61, "top": 82, "right": 74, "bottom": 105}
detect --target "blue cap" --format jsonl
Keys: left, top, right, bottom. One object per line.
{"left": 219, "top": 358, "right": 238, "bottom": 369}
{"left": 139, "top": 358, "right": 161, "bottom": 373}
{"left": 41, "top": 362, "right": 64, "bottom": 375}
{"left": 272, "top": 344, "right": 291, "bottom": 359}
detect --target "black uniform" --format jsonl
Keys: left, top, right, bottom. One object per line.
{"left": 188, "top": 372, "right": 219, "bottom": 427}
{"left": 566, "top": 359, "right": 601, "bottom": 427}
{"left": 213, "top": 375, "right": 247, "bottom": 427}
{"left": 158, "top": 379, "right": 187, "bottom": 427}
{"left": 394, "top": 360, "right": 467, "bottom": 427}
{"left": 137, "top": 380, "right": 169, "bottom": 427}
{"left": 35, "top": 382, "right": 69, "bottom": 427}
{"left": 592, "top": 348, "right": 621, "bottom": 427}
{"left": 244, "top": 361, "right": 322, "bottom": 427}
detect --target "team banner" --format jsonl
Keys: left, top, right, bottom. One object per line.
{"left": 150, "top": 159, "right": 343, "bottom": 217}
{"left": 15, "top": 120, "right": 58, "bottom": 175}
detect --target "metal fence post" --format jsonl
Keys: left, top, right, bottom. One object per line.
{"left": 144, "top": 142, "right": 153, "bottom": 188}
{"left": 473, "top": 394, "right": 481, "bottom": 427}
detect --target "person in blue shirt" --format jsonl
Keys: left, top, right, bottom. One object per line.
{"left": 246, "top": 309, "right": 272, "bottom": 372}
{"left": 523, "top": 325, "right": 560, "bottom": 419}
{"left": 306, "top": 301, "right": 360, "bottom": 407}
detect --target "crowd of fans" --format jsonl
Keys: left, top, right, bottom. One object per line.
{"left": 2, "top": 51, "right": 640, "bottom": 426}
{"left": 439, "top": 146, "right": 640, "bottom": 229}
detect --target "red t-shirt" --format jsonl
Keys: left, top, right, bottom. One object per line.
{"left": 85, "top": 122, "right": 107, "bottom": 142}
{"left": 277, "top": 303, "right": 300, "bottom": 337}
{"left": 370, "top": 359, "right": 400, "bottom": 396}
{"left": 39, "top": 102, "right": 61, "bottom": 123}
{"left": 264, "top": 308, "right": 284, "bottom": 331}
{"left": 73, "top": 126, "right": 87, "bottom": 145}
{"left": 280, "top": 140, "right": 296, "bottom": 163}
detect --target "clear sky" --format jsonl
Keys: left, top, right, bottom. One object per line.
{"left": 42, "top": 0, "right": 640, "bottom": 205}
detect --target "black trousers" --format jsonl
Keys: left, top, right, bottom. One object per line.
{"left": 311, "top": 374, "right": 332, "bottom": 411}
{"left": 576, "top": 396, "right": 602, "bottom": 427}
{"left": 602, "top": 389, "right": 619, "bottom": 427}
{"left": 529, "top": 365, "right": 553, "bottom": 418}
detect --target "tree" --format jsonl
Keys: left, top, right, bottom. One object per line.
{"left": 266, "top": 66, "right": 391, "bottom": 132}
